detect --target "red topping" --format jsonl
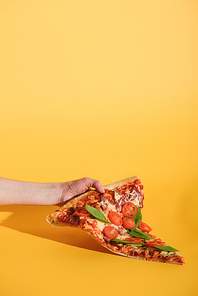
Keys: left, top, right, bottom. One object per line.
{"left": 103, "top": 226, "right": 118, "bottom": 239}
{"left": 75, "top": 207, "right": 91, "bottom": 217}
{"left": 138, "top": 221, "right": 152, "bottom": 233}
{"left": 146, "top": 240, "right": 164, "bottom": 247}
{"left": 122, "top": 202, "right": 138, "bottom": 218}
{"left": 124, "top": 237, "right": 143, "bottom": 243}
{"left": 122, "top": 217, "right": 136, "bottom": 229}
{"left": 108, "top": 211, "right": 122, "bottom": 226}
{"left": 101, "top": 190, "right": 115, "bottom": 204}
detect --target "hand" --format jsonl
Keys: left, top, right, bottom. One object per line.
{"left": 55, "top": 177, "right": 105, "bottom": 207}
{"left": 0, "top": 176, "right": 105, "bottom": 206}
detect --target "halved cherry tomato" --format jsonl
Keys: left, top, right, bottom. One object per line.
{"left": 122, "top": 217, "right": 135, "bottom": 229}
{"left": 75, "top": 207, "right": 91, "bottom": 217}
{"left": 108, "top": 211, "right": 122, "bottom": 226}
{"left": 146, "top": 240, "right": 164, "bottom": 247}
{"left": 124, "top": 237, "right": 143, "bottom": 243}
{"left": 122, "top": 202, "right": 138, "bottom": 218}
{"left": 138, "top": 221, "right": 152, "bottom": 233}
{"left": 103, "top": 226, "right": 118, "bottom": 239}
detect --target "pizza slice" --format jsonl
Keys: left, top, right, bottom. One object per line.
{"left": 46, "top": 176, "right": 184, "bottom": 265}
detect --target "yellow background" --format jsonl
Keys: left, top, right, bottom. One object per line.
{"left": 0, "top": 0, "right": 197, "bottom": 295}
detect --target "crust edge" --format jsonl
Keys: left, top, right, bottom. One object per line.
{"left": 86, "top": 230, "right": 184, "bottom": 265}
{"left": 103, "top": 176, "right": 140, "bottom": 190}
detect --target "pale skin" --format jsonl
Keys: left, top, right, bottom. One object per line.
{"left": 0, "top": 177, "right": 105, "bottom": 206}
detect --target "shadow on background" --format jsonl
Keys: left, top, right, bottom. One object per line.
{"left": 0, "top": 205, "right": 112, "bottom": 255}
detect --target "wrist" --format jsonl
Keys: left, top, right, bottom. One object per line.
{"left": 47, "top": 182, "right": 71, "bottom": 206}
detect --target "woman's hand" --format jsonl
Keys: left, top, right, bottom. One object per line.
{"left": 55, "top": 177, "right": 105, "bottom": 207}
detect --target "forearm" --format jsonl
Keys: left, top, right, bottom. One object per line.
{"left": 0, "top": 176, "right": 104, "bottom": 206}
{"left": 0, "top": 177, "right": 65, "bottom": 205}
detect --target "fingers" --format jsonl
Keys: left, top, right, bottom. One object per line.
{"left": 55, "top": 177, "right": 105, "bottom": 206}
{"left": 92, "top": 180, "right": 105, "bottom": 193}
{"left": 81, "top": 177, "right": 105, "bottom": 193}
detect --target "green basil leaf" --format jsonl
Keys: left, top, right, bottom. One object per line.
{"left": 153, "top": 246, "right": 179, "bottom": 252}
{"left": 85, "top": 204, "right": 111, "bottom": 224}
{"left": 133, "top": 206, "right": 142, "bottom": 229}
{"left": 127, "top": 229, "right": 152, "bottom": 240}
{"left": 111, "top": 239, "right": 143, "bottom": 247}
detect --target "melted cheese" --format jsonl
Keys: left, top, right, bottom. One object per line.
{"left": 106, "top": 202, "right": 116, "bottom": 211}
{"left": 161, "top": 251, "right": 168, "bottom": 257}
{"left": 117, "top": 232, "right": 131, "bottom": 240}
{"left": 167, "top": 252, "right": 175, "bottom": 257}
{"left": 96, "top": 220, "right": 105, "bottom": 231}
{"left": 129, "top": 190, "right": 141, "bottom": 207}
{"left": 83, "top": 219, "right": 104, "bottom": 241}
{"left": 99, "top": 199, "right": 117, "bottom": 215}
{"left": 114, "top": 191, "right": 122, "bottom": 201}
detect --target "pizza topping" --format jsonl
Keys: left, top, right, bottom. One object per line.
{"left": 57, "top": 212, "right": 79, "bottom": 225}
{"left": 56, "top": 207, "right": 79, "bottom": 225}
{"left": 74, "top": 191, "right": 101, "bottom": 209}
{"left": 115, "top": 180, "right": 144, "bottom": 208}
{"left": 122, "top": 217, "right": 136, "bottom": 229}
{"left": 111, "top": 238, "right": 143, "bottom": 247}
{"left": 160, "top": 251, "right": 169, "bottom": 257}
{"left": 103, "top": 226, "right": 118, "bottom": 239}
{"left": 85, "top": 204, "right": 111, "bottom": 224}
{"left": 114, "top": 195, "right": 127, "bottom": 211}
{"left": 127, "top": 229, "right": 152, "bottom": 240}
{"left": 57, "top": 212, "right": 67, "bottom": 222}
{"left": 146, "top": 240, "right": 164, "bottom": 247}
{"left": 128, "top": 190, "right": 144, "bottom": 209}
{"left": 122, "top": 202, "right": 138, "bottom": 218}
{"left": 96, "top": 220, "right": 106, "bottom": 232}
{"left": 100, "top": 199, "right": 116, "bottom": 214}
{"left": 100, "top": 202, "right": 108, "bottom": 211}
{"left": 75, "top": 207, "right": 91, "bottom": 217}
{"left": 152, "top": 246, "right": 179, "bottom": 252}
{"left": 133, "top": 206, "right": 142, "bottom": 229}
{"left": 124, "top": 237, "right": 143, "bottom": 243}
{"left": 101, "top": 190, "right": 115, "bottom": 205}
{"left": 138, "top": 221, "right": 152, "bottom": 233}
{"left": 114, "top": 194, "right": 143, "bottom": 212}
{"left": 108, "top": 211, "right": 122, "bottom": 226}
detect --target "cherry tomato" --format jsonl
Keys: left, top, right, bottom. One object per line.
{"left": 122, "top": 202, "right": 138, "bottom": 218}
{"left": 138, "top": 221, "right": 152, "bottom": 233}
{"left": 103, "top": 226, "right": 118, "bottom": 239}
{"left": 124, "top": 237, "right": 143, "bottom": 243}
{"left": 122, "top": 217, "right": 136, "bottom": 229}
{"left": 146, "top": 240, "right": 164, "bottom": 247}
{"left": 108, "top": 211, "right": 122, "bottom": 226}
{"left": 75, "top": 207, "right": 91, "bottom": 217}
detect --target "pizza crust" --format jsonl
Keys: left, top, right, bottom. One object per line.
{"left": 103, "top": 176, "right": 140, "bottom": 190}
